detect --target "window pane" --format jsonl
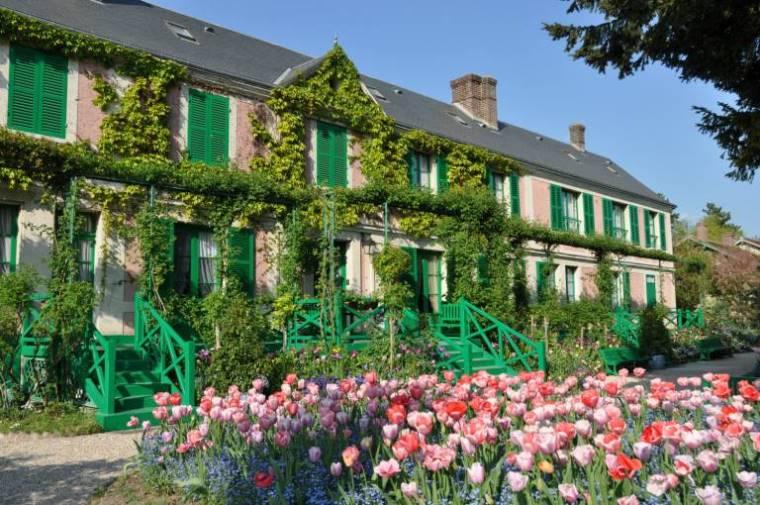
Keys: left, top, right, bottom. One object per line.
{"left": 174, "top": 229, "right": 192, "bottom": 295}
{"left": 565, "top": 266, "right": 576, "bottom": 303}
{"left": 494, "top": 174, "right": 506, "bottom": 203}
{"left": 426, "top": 255, "right": 439, "bottom": 313}
{"left": 418, "top": 154, "right": 431, "bottom": 188}
{"left": 198, "top": 232, "right": 217, "bottom": 296}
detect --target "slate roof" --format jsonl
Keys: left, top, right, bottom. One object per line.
{"left": 0, "top": 0, "right": 673, "bottom": 210}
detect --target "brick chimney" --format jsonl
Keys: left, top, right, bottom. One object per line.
{"left": 569, "top": 123, "right": 586, "bottom": 152}
{"left": 695, "top": 221, "right": 708, "bottom": 241}
{"left": 721, "top": 231, "right": 737, "bottom": 246}
{"left": 450, "top": 74, "right": 498, "bottom": 128}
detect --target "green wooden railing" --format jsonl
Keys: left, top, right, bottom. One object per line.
{"left": 612, "top": 307, "right": 641, "bottom": 348}
{"left": 134, "top": 294, "right": 197, "bottom": 405}
{"left": 433, "top": 298, "right": 546, "bottom": 375}
{"left": 285, "top": 296, "right": 386, "bottom": 350}
{"left": 10, "top": 293, "right": 52, "bottom": 389}
{"left": 85, "top": 325, "right": 116, "bottom": 414}
{"left": 665, "top": 308, "right": 705, "bottom": 330}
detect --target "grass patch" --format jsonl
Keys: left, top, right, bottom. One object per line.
{"left": 0, "top": 402, "right": 102, "bottom": 436}
{"left": 89, "top": 471, "right": 182, "bottom": 505}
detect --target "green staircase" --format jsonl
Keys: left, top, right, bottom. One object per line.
{"left": 431, "top": 299, "right": 546, "bottom": 376}
{"left": 285, "top": 295, "right": 546, "bottom": 376}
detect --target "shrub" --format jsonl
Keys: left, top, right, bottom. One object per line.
{"left": 639, "top": 305, "right": 674, "bottom": 359}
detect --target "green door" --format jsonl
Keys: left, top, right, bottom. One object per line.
{"left": 403, "top": 248, "right": 441, "bottom": 313}
{"left": 646, "top": 274, "right": 657, "bottom": 307}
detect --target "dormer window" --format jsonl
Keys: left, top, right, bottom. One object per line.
{"left": 166, "top": 21, "right": 197, "bottom": 43}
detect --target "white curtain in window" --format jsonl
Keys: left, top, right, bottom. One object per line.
{"left": 419, "top": 155, "right": 431, "bottom": 188}
{"left": 198, "top": 232, "right": 217, "bottom": 295}
{"left": 494, "top": 174, "right": 506, "bottom": 204}
{"left": 427, "top": 256, "right": 439, "bottom": 313}
{"left": 78, "top": 240, "right": 92, "bottom": 281}
{"left": 0, "top": 207, "right": 12, "bottom": 272}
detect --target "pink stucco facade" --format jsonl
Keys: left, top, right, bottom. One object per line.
{"left": 532, "top": 179, "right": 551, "bottom": 226}
{"left": 76, "top": 61, "right": 108, "bottom": 147}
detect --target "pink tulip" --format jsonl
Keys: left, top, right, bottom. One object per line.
{"left": 574, "top": 419, "right": 592, "bottom": 438}
{"left": 633, "top": 442, "right": 652, "bottom": 461}
{"left": 342, "top": 445, "right": 360, "bottom": 467}
{"left": 515, "top": 451, "right": 534, "bottom": 472}
{"left": 401, "top": 481, "right": 418, "bottom": 497}
{"left": 308, "top": 446, "right": 321, "bottom": 463}
{"left": 674, "top": 455, "right": 694, "bottom": 476}
{"left": 330, "top": 462, "right": 342, "bottom": 477}
{"left": 737, "top": 471, "right": 757, "bottom": 489}
{"left": 617, "top": 496, "right": 640, "bottom": 505}
{"left": 646, "top": 474, "right": 668, "bottom": 497}
{"left": 126, "top": 416, "right": 139, "bottom": 428}
{"left": 382, "top": 423, "right": 399, "bottom": 442}
{"left": 695, "top": 486, "right": 722, "bottom": 505}
{"left": 633, "top": 367, "right": 646, "bottom": 378}
{"left": 467, "top": 462, "right": 485, "bottom": 485}
{"left": 696, "top": 450, "right": 718, "bottom": 473}
{"left": 374, "top": 458, "right": 401, "bottom": 479}
{"left": 507, "top": 471, "right": 529, "bottom": 492}
{"left": 558, "top": 483, "right": 579, "bottom": 503}
{"left": 571, "top": 444, "right": 595, "bottom": 467}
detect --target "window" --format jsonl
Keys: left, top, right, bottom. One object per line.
{"left": 510, "top": 175, "right": 521, "bottom": 217}
{"left": 644, "top": 211, "right": 659, "bottom": 249}
{"left": 437, "top": 155, "right": 449, "bottom": 193}
{"left": 166, "top": 21, "right": 197, "bottom": 43}
{"left": 582, "top": 193, "right": 595, "bottom": 235}
{"left": 550, "top": 185, "right": 580, "bottom": 232}
{"left": 565, "top": 266, "right": 577, "bottom": 303}
{"left": 404, "top": 248, "right": 442, "bottom": 313}
{"left": 187, "top": 88, "right": 229, "bottom": 166}
{"left": 603, "top": 199, "right": 628, "bottom": 240}
{"left": 0, "top": 205, "right": 19, "bottom": 274}
{"left": 536, "top": 261, "right": 556, "bottom": 299}
{"left": 612, "top": 271, "right": 631, "bottom": 308}
{"left": 75, "top": 213, "right": 98, "bottom": 284}
{"left": 646, "top": 274, "right": 657, "bottom": 307}
{"left": 8, "top": 45, "right": 68, "bottom": 139}
{"left": 316, "top": 121, "right": 348, "bottom": 188}
{"left": 408, "top": 151, "right": 432, "bottom": 190}
{"left": 486, "top": 168, "right": 507, "bottom": 205}
{"left": 174, "top": 225, "right": 218, "bottom": 297}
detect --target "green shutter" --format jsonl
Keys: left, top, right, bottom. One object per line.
{"left": 317, "top": 122, "right": 332, "bottom": 186}
{"left": 486, "top": 167, "right": 495, "bottom": 191}
{"left": 623, "top": 271, "right": 631, "bottom": 309}
{"left": 331, "top": 126, "right": 347, "bottom": 188}
{"left": 646, "top": 275, "right": 657, "bottom": 307}
{"left": 659, "top": 213, "right": 667, "bottom": 251}
{"left": 644, "top": 211, "right": 653, "bottom": 248}
{"left": 188, "top": 89, "right": 229, "bottom": 166}
{"left": 228, "top": 228, "right": 255, "bottom": 297}
{"left": 510, "top": 175, "right": 521, "bottom": 217}
{"left": 629, "top": 205, "right": 640, "bottom": 245}
{"left": 160, "top": 218, "right": 175, "bottom": 295}
{"left": 583, "top": 193, "right": 595, "bottom": 235}
{"left": 407, "top": 152, "right": 418, "bottom": 187}
{"left": 8, "top": 45, "right": 68, "bottom": 139}
{"left": 550, "top": 185, "right": 563, "bottom": 230}
{"left": 602, "top": 198, "right": 614, "bottom": 237}
{"left": 437, "top": 155, "right": 449, "bottom": 193}
{"left": 536, "top": 261, "right": 546, "bottom": 296}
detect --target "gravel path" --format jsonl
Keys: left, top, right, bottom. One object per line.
{"left": 0, "top": 430, "right": 141, "bottom": 505}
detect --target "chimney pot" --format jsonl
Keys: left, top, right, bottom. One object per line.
{"left": 695, "top": 221, "right": 708, "bottom": 241}
{"left": 569, "top": 123, "right": 586, "bottom": 151}
{"left": 450, "top": 74, "right": 498, "bottom": 128}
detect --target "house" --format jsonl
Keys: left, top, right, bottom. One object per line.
{"left": 0, "top": 0, "right": 676, "bottom": 333}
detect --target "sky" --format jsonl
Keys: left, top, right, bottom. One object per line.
{"left": 151, "top": 0, "right": 759, "bottom": 236}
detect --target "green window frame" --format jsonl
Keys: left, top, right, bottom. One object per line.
{"left": 8, "top": 44, "right": 68, "bottom": 139}
{"left": 316, "top": 121, "right": 348, "bottom": 188}
{"left": 187, "top": 88, "right": 230, "bottom": 166}
{"left": 0, "top": 205, "right": 19, "bottom": 274}
{"left": 550, "top": 185, "right": 580, "bottom": 232}
{"left": 659, "top": 213, "right": 667, "bottom": 251}
{"left": 583, "top": 193, "right": 595, "bottom": 235}
{"left": 407, "top": 151, "right": 432, "bottom": 190}
{"left": 75, "top": 213, "right": 98, "bottom": 284}
{"left": 565, "top": 266, "right": 577, "bottom": 303}
{"left": 486, "top": 167, "right": 507, "bottom": 205}
{"left": 603, "top": 199, "right": 627, "bottom": 239}
{"left": 173, "top": 224, "right": 219, "bottom": 297}
{"left": 436, "top": 155, "right": 449, "bottom": 193}
{"left": 403, "top": 247, "right": 442, "bottom": 313}
{"left": 228, "top": 227, "right": 256, "bottom": 297}
{"left": 612, "top": 271, "right": 631, "bottom": 308}
{"left": 510, "top": 174, "right": 521, "bottom": 217}
{"left": 646, "top": 274, "right": 657, "bottom": 307}
{"left": 629, "top": 205, "right": 640, "bottom": 245}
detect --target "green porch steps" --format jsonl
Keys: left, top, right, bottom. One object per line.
{"left": 86, "top": 342, "right": 164, "bottom": 432}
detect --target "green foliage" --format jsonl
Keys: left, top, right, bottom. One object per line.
{"left": 639, "top": 305, "right": 674, "bottom": 359}
{"left": 372, "top": 245, "right": 412, "bottom": 316}
{"left": 0, "top": 401, "right": 102, "bottom": 436}
{"left": 674, "top": 241, "right": 712, "bottom": 309}
{"left": 702, "top": 202, "right": 743, "bottom": 241}
{"left": 595, "top": 254, "right": 615, "bottom": 309}
{"left": 545, "top": 1, "right": 760, "bottom": 181}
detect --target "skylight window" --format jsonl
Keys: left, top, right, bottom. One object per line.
{"left": 368, "top": 87, "right": 388, "bottom": 101}
{"left": 166, "top": 21, "right": 197, "bottom": 43}
{"left": 446, "top": 111, "right": 469, "bottom": 126}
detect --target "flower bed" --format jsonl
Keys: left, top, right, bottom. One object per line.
{"left": 135, "top": 370, "right": 760, "bottom": 504}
